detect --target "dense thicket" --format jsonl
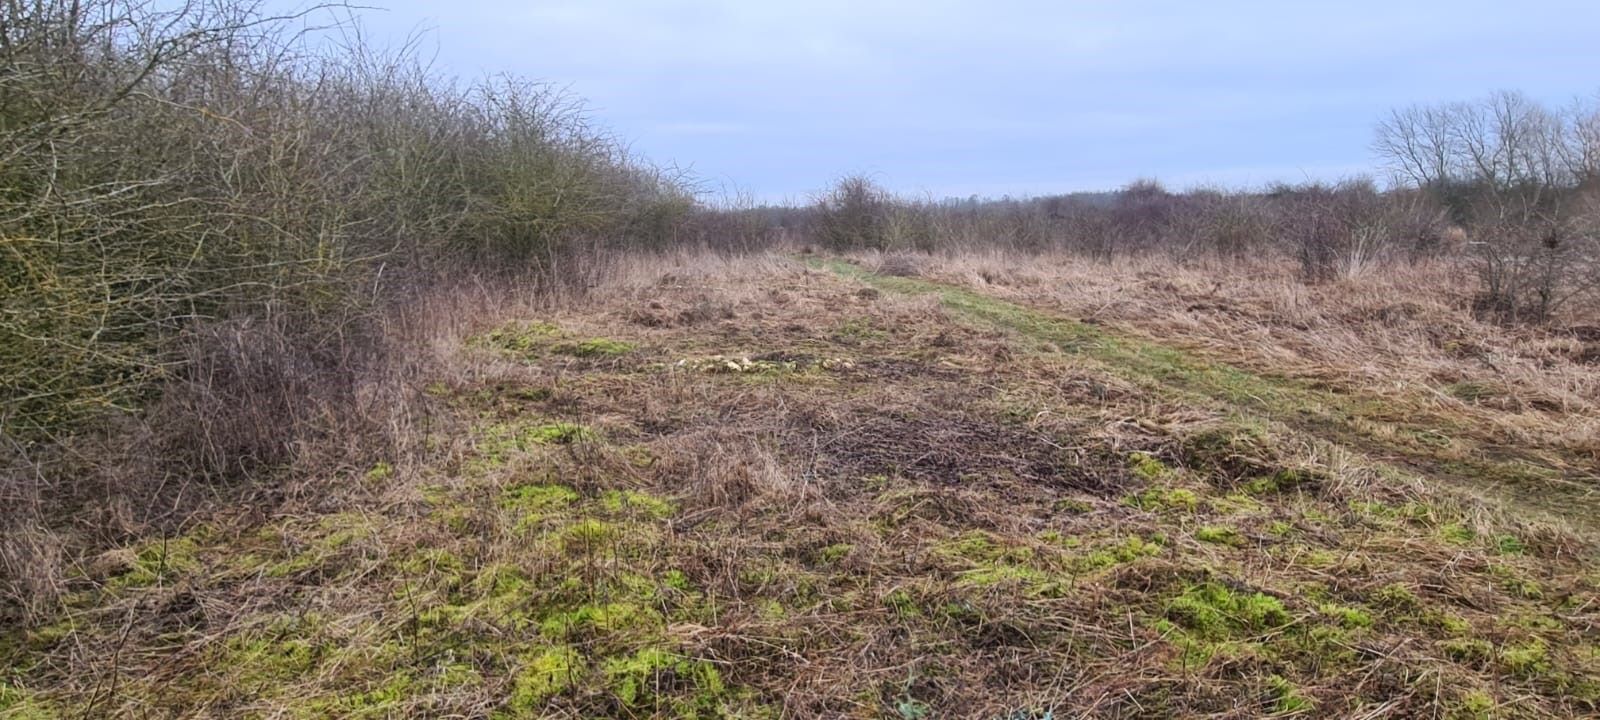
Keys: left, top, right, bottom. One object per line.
{"left": 0, "top": 1, "right": 695, "bottom": 618}
{"left": 0, "top": 1, "right": 695, "bottom": 443}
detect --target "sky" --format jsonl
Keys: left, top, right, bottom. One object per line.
{"left": 283, "top": 1, "right": 1600, "bottom": 202}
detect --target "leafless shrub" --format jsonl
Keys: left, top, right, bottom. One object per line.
{"left": 814, "top": 175, "right": 894, "bottom": 250}
{"left": 0, "top": 0, "right": 693, "bottom": 620}
{"left": 1377, "top": 91, "right": 1600, "bottom": 321}
{"left": 1469, "top": 201, "right": 1599, "bottom": 323}
{"left": 1273, "top": 179, "right": 1398, "bottom": 282}
{"left": 778, "top": 173, "right": 1457, "bottom": 274}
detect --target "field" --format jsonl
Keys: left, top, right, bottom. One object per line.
{"left": 5, "top": 250, "right": 1599, "bottom": 718}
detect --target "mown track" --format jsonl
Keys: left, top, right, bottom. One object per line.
{"left": 819, "top": 258, "right": 1600, "bottom": 533}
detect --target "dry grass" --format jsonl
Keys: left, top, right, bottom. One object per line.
{"left": 901, "top": 250, "right": 1600, "bottom": 464}
{"left": 4, "top": 250, "right": 1600, "bottom": 718}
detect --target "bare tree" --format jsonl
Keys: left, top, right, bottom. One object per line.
{"left": 1374, "top": 91, "right": 1600, "bottom": 322}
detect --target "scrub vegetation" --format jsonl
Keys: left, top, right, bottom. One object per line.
{"left": 4, "top": 2, "right": 1600, "bottom": 719}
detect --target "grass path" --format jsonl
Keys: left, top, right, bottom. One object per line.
{"left": 820, "top": 258, "right": 1600, "bottom": 531}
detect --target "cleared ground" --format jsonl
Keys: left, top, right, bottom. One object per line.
{"left": 4, "top": 253, "right": 1600, "bottom": 718}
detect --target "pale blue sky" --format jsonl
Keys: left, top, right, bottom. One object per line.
{"left": 297, "top": 1, "right": 1600, "bottom": 201}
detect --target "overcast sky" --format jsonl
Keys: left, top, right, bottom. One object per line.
{"left": 298, "top": 1, "right": 1600, "bottom": 202}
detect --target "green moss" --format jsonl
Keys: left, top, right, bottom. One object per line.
{"left": 364, "top": 461, "right": 394, "bottom": 484}
{"left": 1070, "top": 535, "right": 1162, "bottom": 574}
{"left": 508, "top": 646, "right": 582, "bottom": 711}
{"left": 1166, "top": 582, "right": 1291, "bottom": 640}
{"left": 961, "top": 563, "right": 1054, "bottom": 590}
{"left": 1494, "top": 534, "right": 1526, "bottom": 555}
{"left": 266, "top": 513, "right": 374, "bottom": 578}
{"left": 113, "top": 535, "right": 201, "bottom": 588}
{"left": 1213, "top": 492, "right": 1269, "bottom": 515}
{"left": 1267, "top": 674, "right": 1312, "bottom": 714}
{"left": 539, "top": 602, "right": 663, "bottom": 639}
{"left": 1451, "top": 689, "right": 1496, "bottom": 720}
{"left": 602, "top": 647, "right": 724, "bottom": 709}
{"left": 1488, "top": 564, "right": 1543, "bottom": 599}
{"left": 554, "top": 338, "right": 635, "bottom": 357}
{"left": 221, "top": 624, "right": 323, "bottom": 685}
{"left": 936, "top": 531, "right": 1065, "bottom": 594}
{"left": 499, "top": 483, "right": 580, "bottom": 523}
{"left": 1440, "top": 523, "right": 1475, "bottom": 545}
{"left": 437, "top": 506, "right": 476, "bottom": 537}
{"left": 1291, "top": 623, "right": 1359, "bottom": 667}
{"left": 1442, "top": 637, "right": 1495, "bottom": 663}
{"left": 833, "top": 317, "right": 885, "bottom": 341}
{"left": 1319, "top": 603, "right": 1374, "bottom": 629}
{"left": 755, "top": 598, "right": 788, "bottom": 620}
{"left": 1246, "top": 468, "right": 1320, "bottom": 495}
{"left": 1195, "top": 525, "right": 1244, "bottom": 547}
{"left": 396, "top": 548, "right": 467, "bottom": 581}
{"left": 472, "top": 422, "right": 595, "bottom": 472}
{"left": 472, "top": 562, "right": 528, "bottom": 598}
{"left": 1296, "top": 549, "right": 1339, "bottom": 569}
{"left": 1432, "top": 612, "right": 1473, "bottom": 635}
{"left": 416, "top": 562, "right": 533, "bottom": 626}
{"left": 0, "top": 680, "right": 54, "bottom": 720}
{"left": 1155, "top": 582, "right": 1297, "bottom": 672}
{"left": 527, "top": 422, "right": 595, "bottom": 444}
{"left": 662, "top": 569, "right": 693, "bottom": 592}
{"left": 1511, "top": 613, "right": 1562, "bottom": 632}
{"left": 599, "top": 489, "right": 677, "bottom": 519}
{"left": 21, "top": 616, "right": 75, "bottom": 652}
{"left": 1125, "top": 487, "right": 1200, "bottom": 513}
{"left": 472, "top": 321, "right": 561, "bottom": 356}
{"left": 1052, "top": 497, "right": 1094, "bottom": 514}
{"left": 304, "top": 672, "right": 417, "bottom": 718}
{"left": 883, "top": 588, "right": 921, "bottom": 618}
{"left": 433, "top": 662, "right": 481, "bottom": 690}
{"left": 1500, "top": 639, "right": 1551, "bottom": 678}
{"left": 1153, "top": 619, "right": 1248, "bottom": 671}
{"left": 819, "top": 543, "right": 853, "bottom": 564}
{"left": 559, "top": 519, "right": 619, "bottom": 552}
{"left": 1372, "top": 583, "right": 1421, "bottom": 613}
{"left": 939, "top": 531, "right": 994, "bottom": 559}
{"left": 737, "top": 562, "right": 780, "bottom": 588}
{"left": 1128, "top": 451, "right": 1172, "bottom": 480}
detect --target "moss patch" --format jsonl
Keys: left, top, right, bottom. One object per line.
{"left": 472, "top": 321, "right": 561, "bottom": 356}
{"left": 1194, "top": 525, "right": 1244, "bottom": 547}
{"left": 553, "top": 338, "right": 634, "bottom": 358}
{"left": 602, "top": 647, "right": 725, "bottom": 710}
{"left": 507, "top": 646, "right": 582, "bottom": 711}
{"left": 599, "top": 489, "right": 677, "bottom": 519}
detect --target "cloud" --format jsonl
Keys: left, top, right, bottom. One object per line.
{"left": 304, "top": 1, "right": 1600, "bottom": 199}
